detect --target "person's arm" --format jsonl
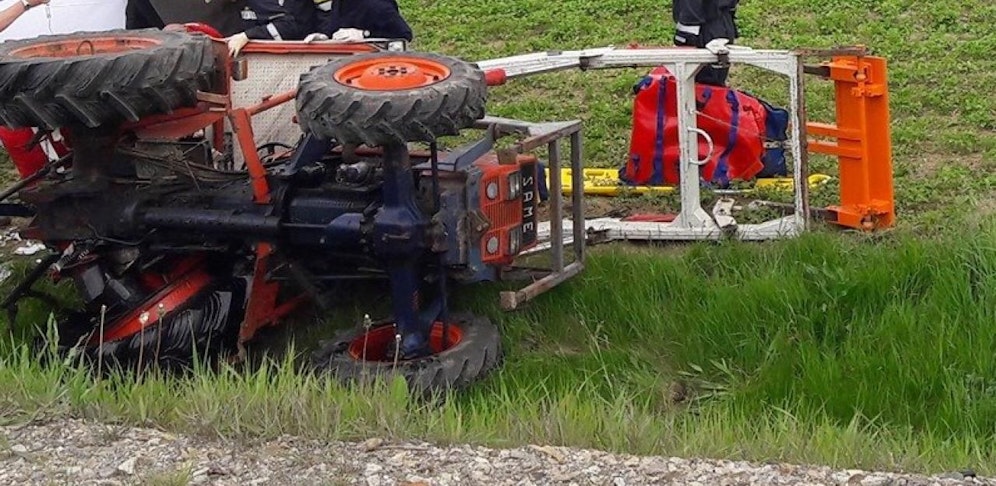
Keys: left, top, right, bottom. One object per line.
{"left": 229, "top": 0, "right": 308, "bottom": 55}
{"left": 330, "top": 0, "right": 412, "bottom": 41}
{"left": 0, "top": 0, "right": 49, "bottom": 33}
{"left": 313, "top": 0, "right": 334, "bottom": 37}
{"left": 365, "top": 1, "right": 411, "bottom": 41}
{"left": 125, "top": 0, "right": 165, "bottom": 30}
{"left": 244, "top": 13, "right": 305, "bottom": 40}
{"left": 674, "top": 0, "right": 717, "bottom": 26}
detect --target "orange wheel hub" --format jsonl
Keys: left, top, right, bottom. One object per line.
{"left": 347, "top": 321, "right": 464, "bottom": 361}
{"left": 333, "top": 57, "right": 451, "bottom": 91}
{"left": 9, "top": 37, "right": 161, "bottom": 59}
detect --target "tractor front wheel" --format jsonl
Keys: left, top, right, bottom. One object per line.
{"left": 295, "top": 51, "right": 487, "bottom": 147}
{"left": 311, "top": 312, "right": 503, "bottom": 397}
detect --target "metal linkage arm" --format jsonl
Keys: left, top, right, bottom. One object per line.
{"left": 476, "top": 45, "right": 801, "bottom": 82}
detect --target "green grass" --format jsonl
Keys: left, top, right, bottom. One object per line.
{"left": 1, "top": 0, "right": 995, "bottom": 478}
{"left": 4, "top": 224, "right": 996, "bottom": 474}
{"left": 404, "top": 0, "right": 996, "bottom": 228}
{"left": 139, "top": 468, "right": 194, "bottom": 486}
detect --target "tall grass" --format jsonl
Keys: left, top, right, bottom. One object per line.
{"left": 0, "top": 337, "right": 992, "bottom": 475}
{"left": 541, "top": 230, "right": 996, "bottom": 437}
{"left": 3, "top": 223, "right": 996, "bottom": 474}
{"left": 0, "top": 0, "right": 992, "bottom": 476}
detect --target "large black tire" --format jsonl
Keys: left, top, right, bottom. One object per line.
{"left": 311, "top": 312, "right": 503, "bottom": 397}
{"left": 50, "top": 277, "right": 246, "bottom": 374}
{"left": 295, "top": 51, "right": 487, "bottom": 147}
{"left": 0, "top": 28, "right": 221, "bottom": 130}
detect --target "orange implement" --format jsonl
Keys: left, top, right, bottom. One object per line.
{"left": 806, "top": 55, "right": 895, "bottom": 230}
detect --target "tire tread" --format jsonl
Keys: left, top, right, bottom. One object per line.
{"left": 0, "top": 29, "right": 220, "bottom": 130}
{"left": 295, "top": 52, "right": 487, "bottom": 146}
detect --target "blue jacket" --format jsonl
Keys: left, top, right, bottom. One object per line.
{"left": 241, "top": 0, "right": 322, "bottom": 40}
{"left": 672, "top": 0, "right": 739, "bottom": 26}
{"left": 318, "top": 0, "right": 413, "bottom": 41}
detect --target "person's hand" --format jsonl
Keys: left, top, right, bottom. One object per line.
{"left": 24, "top": 0, "right": 50, "bottom": 8}
{"left": 331, "top": 28, "right": 368, "bottom": 42}
{"left": 227, "top": 32, "right": 249, "bottom": 56}
{"left": 303, "top": 33, "right": 329, "bottom": 43}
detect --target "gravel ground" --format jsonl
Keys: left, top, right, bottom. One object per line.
{"left": 0, "top": 419, "right": 990, "bottom": 486}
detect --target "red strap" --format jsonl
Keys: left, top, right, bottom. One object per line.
{"left": 182, "top": 22, "right": 224, "bottom": 39}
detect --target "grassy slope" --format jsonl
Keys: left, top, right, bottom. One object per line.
{"left": 2, "top": 0, "right": 996, "bottom": 477}
{"left": 407, "top": 0, "right": 996, "bottom": 225}
{"left": 6, "top": 230, "right": 996, "bottom": 474}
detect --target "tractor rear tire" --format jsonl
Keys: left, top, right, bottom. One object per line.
{"left": 52, "top": 277, "right": 246, "bottom": 374}
{"left": 0, "top": 28, "right": 220, "bottom": 130}
{"left": 295, "top": 51, "right": 487, "bottom": 147}
{"left": 311, "top": 312, "right": 503, "bottom": 397}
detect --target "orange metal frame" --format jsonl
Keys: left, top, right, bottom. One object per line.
{"left": 116, "top": 36, "right": 386, "bottom": 346}
{"left": 805, "top": 54, "right": 895, "bottom": 230}
{"left": 122, "top": 38, "right": 382, "bottom": 203}
{"left": 94, "top": 256, "right": 213, "bottom": 344}
{"left": 241, "top": 41, "right": 380, "bottom": 55}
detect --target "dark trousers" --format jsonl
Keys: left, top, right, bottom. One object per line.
{"left": 673, "top": 10, "right": 738, "bottom": 86}
{"left": 126, "top": 0, "right": 165, "bottom": 29}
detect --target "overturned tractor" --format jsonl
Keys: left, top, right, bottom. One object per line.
{"left": 0, "top": 25, "right": 895, "bottom": 395}
{"left": 0, "top": 28, "right": 585, "bottom": 394}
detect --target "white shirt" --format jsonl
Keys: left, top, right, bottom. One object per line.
{"left": 0, "top": 0, "right": 126, "bottom": 42}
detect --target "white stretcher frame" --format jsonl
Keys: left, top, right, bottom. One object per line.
{"left": 476, "top": 42, "right": 810, "bottom": 247}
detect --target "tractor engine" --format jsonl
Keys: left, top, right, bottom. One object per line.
{"left": 20, "top": 134, "right": 539, "bottom": 285}
{"left": 16, "top": 127, "right": 539, "bottom": 360}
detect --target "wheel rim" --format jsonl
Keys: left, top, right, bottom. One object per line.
{"left": 347, "top": 322, "right": 464, "bottom": 361}
{"left": 8, "top": 37, "right": 162, "bottom": 59}
{"left": 92, "top": 266, "right": 212, "bottom": 344}
{"left": 333, "top": 56, "right": 452, "bottom": 91}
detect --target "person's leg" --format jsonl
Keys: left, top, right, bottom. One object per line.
{"left": 695, "top": 59, "right": 728, "bottom": 86}
{"left": 125, "top": 0, "right": 164, "bottom": 30}
{"left": 673, "top": 11, "right": 738, "bottom": 86}
{"left": 695, "top": 10, "right": 738, "bottom": 86}
{"left": 673, "top": 22, "right": 727, "bottom": 86}
{"left": 697, "top": 61, "right": 729, "bottom": 86}
{"left": 672, "top": 22, "right": 701, "bottom": 49}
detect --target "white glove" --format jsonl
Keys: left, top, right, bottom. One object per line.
{"left": 303, "top": 33, "right": 329, "bottom": 43}
{"left": 227, "top": 32, "right": 249, "bottom": 56}
{"left": 331, "top": 28, "right": 369, "bottom": 42}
